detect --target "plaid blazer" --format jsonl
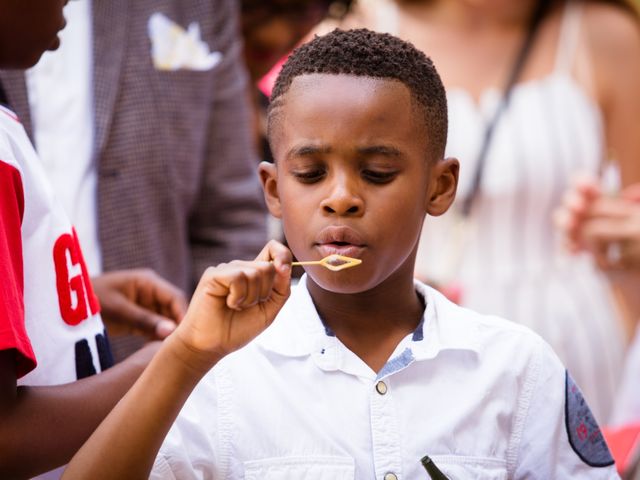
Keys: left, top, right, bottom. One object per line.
{"left": 0, "top": 0, "right": 267, "bottom": 294}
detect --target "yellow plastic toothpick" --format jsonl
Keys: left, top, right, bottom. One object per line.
{"left": 292, "top": 254, "right": 362, "bottom": 271}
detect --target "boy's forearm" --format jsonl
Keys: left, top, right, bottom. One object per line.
{"left": 62, "top": 334, "right": 214, "bottom": 480}
{"left": 63, "top": 245, "right": 291, "bottom": 479}
{"left": 0, "top": 342, "right": 160, "bottom": 479}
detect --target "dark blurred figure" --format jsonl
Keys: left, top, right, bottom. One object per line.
{"left": 241, "top": 0, "right": 354, "bottom": 163}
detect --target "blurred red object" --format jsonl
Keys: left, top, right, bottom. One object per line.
{"left": 439, "top": 282, "right": 463, "bottom": 305}
{"left": 258, "top": 56, "right": 286, "bottom": 97}
{"left": 603, "top": 422, "right": 640, "bottom": 476}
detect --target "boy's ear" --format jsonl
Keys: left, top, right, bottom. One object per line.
{"left": 258, "top": 161, "right": 282, "bottom": 218}
{"left": 425, "top": 157, "right": 459, "bottom": 216}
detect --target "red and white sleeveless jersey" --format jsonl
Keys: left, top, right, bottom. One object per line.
{"left": 0, "top": 104, "right": 112, "bottom": 386}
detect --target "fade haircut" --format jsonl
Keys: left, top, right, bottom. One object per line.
{"left": 268, "top": 28, "right": 448, "bottom": 158}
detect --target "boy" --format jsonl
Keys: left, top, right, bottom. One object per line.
{"left": 0, "top": 1, "right": 187, "bottom": 478}
{"left": 63, "top": 29, "right": 619, "bottom": 479}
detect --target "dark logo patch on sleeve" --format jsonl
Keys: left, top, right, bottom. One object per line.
{"left": 565, "top": 370, "right": 614, "bottom": 467}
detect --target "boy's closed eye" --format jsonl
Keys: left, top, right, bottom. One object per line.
{"left": 290, "top": 167, "right": 327, "bottom": 183}
{"left": 360, "top": 168, "right": 398, "bottom": 184}
{"left": 289, "top": 165, "right": 400, "bottom": 185}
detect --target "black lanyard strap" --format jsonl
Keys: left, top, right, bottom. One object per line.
{"left": 460, "top": 0, "right": 551, "bottom": 217}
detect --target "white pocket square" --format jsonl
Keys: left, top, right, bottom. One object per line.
{"left": 148, "top": 12, "right": 222, "bottom": 71}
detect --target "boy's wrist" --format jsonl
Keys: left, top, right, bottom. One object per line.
{"left": 164, "top": 331, "right": 223, "bottom": 379}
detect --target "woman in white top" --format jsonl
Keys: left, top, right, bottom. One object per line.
{"left": 342, "top": 0, "right": 640, "bottom": 423}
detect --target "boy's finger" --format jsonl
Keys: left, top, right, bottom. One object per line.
{"left": 256, "top": 240, "right": 293, "bottom": 273}
{"left": 239, "top": 264, "right": 269, "bottom": 308}
{"left": 270, "top": 261, "right": 292, "bottom": 304}
{"left": 259, "top": 270, "right": 273, "bottom": 302}
{"left": 226, "top": 271, "right": 249, "bottom": 310}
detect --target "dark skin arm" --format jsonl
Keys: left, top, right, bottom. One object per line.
{"left": 0, "top": 342, "right": 160, "bottom": 480}
{"left": 0, "top": 268, "right": 185, "bottom": 478}
{"left": 62, "top": 241, "right": 292, "bottom": 479}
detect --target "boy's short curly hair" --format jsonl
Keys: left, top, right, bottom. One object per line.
{"left": 269, "top": 28, "right": 448, "bottom": 158}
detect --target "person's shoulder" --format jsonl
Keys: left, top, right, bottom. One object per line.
{"left": 582, "top": 2, "right": 640, "bottom": 59}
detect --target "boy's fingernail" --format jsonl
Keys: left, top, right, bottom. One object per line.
{"left": 279, "top": 263, "right": 291, "bottom": 273}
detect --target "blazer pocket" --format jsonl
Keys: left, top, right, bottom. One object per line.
{"left": 428, "top": 455, "right": 508, "bottom": 479}
{"left": 243, "top": 455, "right": 355, "bottom": 480}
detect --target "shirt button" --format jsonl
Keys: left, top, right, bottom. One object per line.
{"left": 375, "top": 381, "right": 388, "bottom": 395}
{"left": 384, "top": 473, "right": 398, "bottom": 480}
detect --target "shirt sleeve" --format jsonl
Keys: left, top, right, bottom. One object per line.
{"left": 0, "top": 159, "right": 37, "bottom": 378}
{"left": 512, "top": 338, "right": 620, "bottom": 479}
{"left": 150, "top": 367, "right": 228, "bottom": 479}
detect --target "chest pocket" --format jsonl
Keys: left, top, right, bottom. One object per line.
{"left": 243, "top": 455, "right": 354, "bottom": 480}
{"left": 429, "top": 455, "right": 508, "bottom": 480}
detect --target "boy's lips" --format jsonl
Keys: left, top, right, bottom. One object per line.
{"left": 314, "top": 226, "right": 366, "bottom": 258}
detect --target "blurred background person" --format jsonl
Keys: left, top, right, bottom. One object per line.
{"left": 0, "top": 0, "right": 268, "bottom": 360}
{"left": 340, "top": 0, "right": 640, "bottom": 423}
{"left": 558, "top": 177, "right": 640, "bottom": 427}
{"left": 557, "top": 177, "right": 640, "bottom": 478}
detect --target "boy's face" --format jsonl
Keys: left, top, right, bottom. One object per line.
{"left": 261, "top": 74, "right": 458, "bottom": 294}
{"left": 0, "top": 0, "right": 67, "bottom": 69}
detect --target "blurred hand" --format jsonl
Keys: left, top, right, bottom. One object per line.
{"left": 92, "top": 269, "right": 188, "bottom": 340}
{"left": 555, "top": 178, "right": 640, "bottom": 270}
{"left": 581, "top": 196, "right": 640, "bottom": 270}
{"left": 554, "top": 176, "right": 602, "bottom": 254}
{"left": 172, "top": 240, "right": 292, "bottom": 372}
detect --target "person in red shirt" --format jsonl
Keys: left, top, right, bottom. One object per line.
{"left": 0, "top": 1, "right": 187, "bottom": 478}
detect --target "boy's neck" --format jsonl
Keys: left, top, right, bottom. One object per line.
{"left": 306, "top": 269, "right": 424, "bottom": 374}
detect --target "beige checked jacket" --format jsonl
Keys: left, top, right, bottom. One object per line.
{"left": 0, "top": 0, "right": 267, "bottom": 294}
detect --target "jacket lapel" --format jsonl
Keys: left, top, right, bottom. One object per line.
{"left": 92, "top": 0, "right": 130, "bottom": 158}
{"left": 0, "top": 71, "right": 33, "bottom": 138}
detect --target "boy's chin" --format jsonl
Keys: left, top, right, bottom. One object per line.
{"left": 305, "top": 270, "right": 377, "bottom": 296}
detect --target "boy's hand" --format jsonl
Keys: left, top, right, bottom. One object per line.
{"left": 92, "top": 270, "right": 188, "bottom": 340}
{"left": 173, "top": 240, "right": 292, "bottom": 372}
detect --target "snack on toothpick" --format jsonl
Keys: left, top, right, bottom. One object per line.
{"left": 292, "top": 254, "right": 362, "bottom": 271}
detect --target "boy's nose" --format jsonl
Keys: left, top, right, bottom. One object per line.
{"left": 320, "top": 181, "right": 364, "bottom": 216}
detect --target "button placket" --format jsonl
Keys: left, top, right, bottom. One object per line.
{"left": 370, "top": 377, "right": 402, "bottom": 480}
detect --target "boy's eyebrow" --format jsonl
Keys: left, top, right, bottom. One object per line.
{"left": 286, "top": 145, "right": 332, "bottom": 159}
{"left": 286, "top": 145, "right": 403, "bottom": 160}
{"left": 356, "top": 145, "right": 402, "bottom": 158}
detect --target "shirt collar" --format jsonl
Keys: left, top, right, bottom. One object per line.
{"left": 255, "top": 275, "right": 481, "bottom": 362}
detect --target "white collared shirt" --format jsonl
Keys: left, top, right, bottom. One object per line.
{"left": 26, "top": 0, "right": 101, "bottom": 275}
{"left": 152, "top": 277, "right": 619, "bottom": 479}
